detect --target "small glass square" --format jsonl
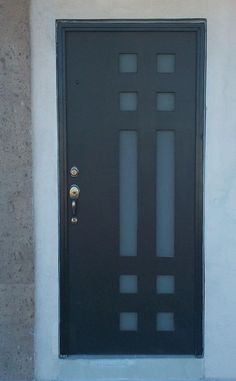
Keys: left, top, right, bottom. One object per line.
{"left": 157, "top": 275, "right": 175, "bottom": 294}
{"left": 120, "top": 92, "right": 138, "bottom": 111}
{"left": 157, "top": 54, "right": 175, "bottom": 73}
{"left": 156, "top": 312, "right": 174, "bottom": 331}
{"left": 119, "top": 54, "right": 137, "bottom": 73}
{"left": 156, "top": 93, "right": 175, "bottom": 111}
{"left": 120, "top": 312, "right": 138, "bottom": 331}
{"left": 120, "top": 275, "right": 137, "bottom": 294}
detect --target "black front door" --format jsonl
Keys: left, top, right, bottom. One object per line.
{"left": 57, "top": 21, "right": 205, "bottom": 356}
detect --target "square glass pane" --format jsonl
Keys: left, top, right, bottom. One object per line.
{"left": 156, "top": 275, "right": 175, "bottom": 294}
{"left": 120, "top": 275, "right": 137, "bottom": 294}
{"left": 157, "top": 54, "right": 175, "bottom": 73}
{"left": 119, "top": 54, "right": 137, "bottom": 73}
{"left": 120, "top": 312, "right": 138, "bottom": 331}
{"left": 156, "top": 93, "right": 175, "bottom": 111}
{"left": 156, "top": 313, "right": 174, "bottom": 331}
{"left": 120, "top": 92, "right": 137, "bottom": 111}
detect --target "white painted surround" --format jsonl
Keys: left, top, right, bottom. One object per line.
{"left": 31, "top": 1, "right": 236, "bottom": 380}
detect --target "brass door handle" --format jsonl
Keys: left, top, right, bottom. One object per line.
{"left": 69, "top": 185, "right": 80, "bottom": 224}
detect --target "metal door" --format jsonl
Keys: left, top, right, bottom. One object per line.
{"left": 57, "top": 21, "right": 205, "bottom": 356}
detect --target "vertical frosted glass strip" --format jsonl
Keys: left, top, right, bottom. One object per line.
{"left": 119, "top": 131, "right": 137, "bottom": 256}
{"left": 156, "top": 131, "right": 175, "bottom": 257}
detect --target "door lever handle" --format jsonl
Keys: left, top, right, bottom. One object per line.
{"left": 69, "top": 185, "right": 80, "bottom": 224}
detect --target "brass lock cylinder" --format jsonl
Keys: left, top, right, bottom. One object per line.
{"left": 69, "top": 185, "right": 80, "bottom": 200}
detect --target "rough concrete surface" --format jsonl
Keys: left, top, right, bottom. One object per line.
{"left": 0, "top": 0, "right": 33, "bottom": 380}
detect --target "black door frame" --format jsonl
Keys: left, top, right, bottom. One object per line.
{"left": 56, "top": 19, "right": 206, "bottom": 357}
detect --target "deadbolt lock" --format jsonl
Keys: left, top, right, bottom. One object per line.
{"left": 69, "top": 185, "right": 80, "bottom": 200}
{"left": 70, "top": 166, "right": 79, "bottom": 177}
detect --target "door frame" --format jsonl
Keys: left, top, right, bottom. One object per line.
{"left": 56, "top": 19, "right": 206, "bottom": 357}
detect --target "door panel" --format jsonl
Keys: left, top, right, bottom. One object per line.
{"left": 58, "top": 21, "right": 205, "bottom": 356}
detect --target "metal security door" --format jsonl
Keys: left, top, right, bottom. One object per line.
{"left": 57, "top": 21, "right": 205, "bottom": 356}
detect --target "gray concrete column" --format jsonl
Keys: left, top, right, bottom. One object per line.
{"left": 0, "top": 0, "right": 33, "bottom": 380}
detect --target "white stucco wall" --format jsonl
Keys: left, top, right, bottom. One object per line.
{"left": 31, "top": 1, "right": 236, "bottom": 380}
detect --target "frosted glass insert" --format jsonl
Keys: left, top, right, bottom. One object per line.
{"left": 119, "top": 131, "right": 137, "bottom": 256}
{"left": 157, "top": 54, "right": 175, "bottom": 73}
{"left": 156, "top": 131, "right": 175, "bottom": 257}
{"left": 120, "top": 275, "right": 137, "bottom": 294}
{"left": 157, "top": 275, "right": 175, "bottom": 294}
{"left": 156, "top": 93, "right": 175, "bottom": 111}
{"left": 120, "top": 312, "right": 138, "bottom": 331}
{"left": 120, "top": 93, "right": 137, "bottom": 111}
{"left": 119, "top": 54, "right": 137, "bottom": 73}
{"left": 157, "top": 312, "right": 174, "bottom": 331}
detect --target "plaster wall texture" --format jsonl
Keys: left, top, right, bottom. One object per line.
{"left": 31, "top": 0, "right": 236, "bottom": 380}
{"left": 0, "top": 0, "right": 33, "bottom": 380}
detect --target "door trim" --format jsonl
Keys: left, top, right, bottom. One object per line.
{"left": 56, "top": 19, "right": 206, "bottom": 357}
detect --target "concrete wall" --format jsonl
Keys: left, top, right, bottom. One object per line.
{"left": 31, "top": 1, "right": 236, "bottom": 381}
{"left": 0, "top": 1, "right": 33, "bottom": 380}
